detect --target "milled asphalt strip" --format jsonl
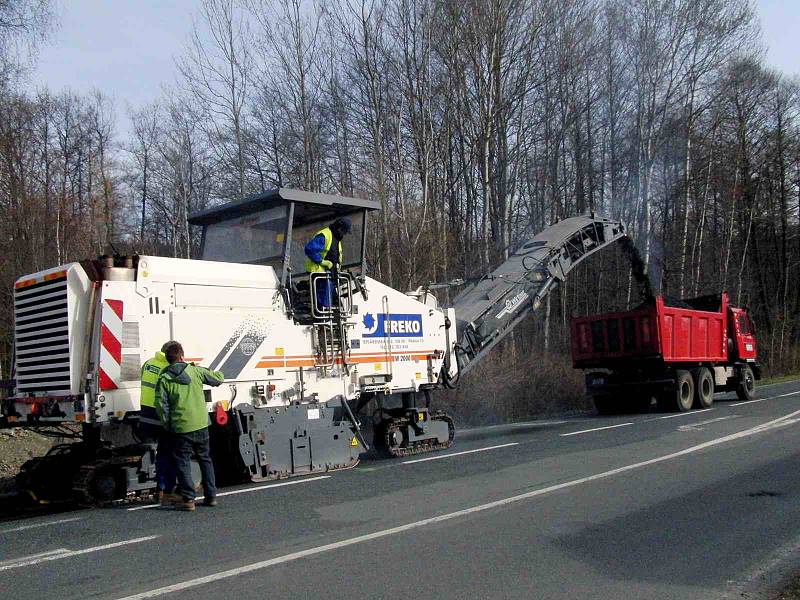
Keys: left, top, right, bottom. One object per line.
{"left": 560, "top": 422, "right": 634, "bottom": 437}
{"left": 128, "top": 475, "right": 331, "bottom": 511}
{"left": 114, "top": 407, "right": 800, "bottom": 600}
{"left": 0, "top": 517, "right": 83, "bottom": 534}
{"left": 400, "top": 443, "right": 519, "bottom": 465}
{"left": 0, "top": 535, "right": 158, "bottom": 572}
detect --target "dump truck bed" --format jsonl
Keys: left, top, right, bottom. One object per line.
{"left": 571, "top": 294, "right": 729, "bottom": 368}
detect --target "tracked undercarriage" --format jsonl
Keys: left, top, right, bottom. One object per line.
{"left": 373, "top": 410, "right": 455, "bottom": 458}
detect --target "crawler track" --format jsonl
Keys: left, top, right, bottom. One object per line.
{"left": 376, "top": 412, "right": 455, "bottom": 458}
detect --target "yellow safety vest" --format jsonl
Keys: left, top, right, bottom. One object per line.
{"left": 140, "top": 352, "right": 169, "bottom": 408}
{"left": 304, "top": 227, "right": 344, "bottom": 273}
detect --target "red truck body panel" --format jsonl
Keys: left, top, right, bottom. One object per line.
{"left": 571, "top": 294, "right": 731, "bottom": 368}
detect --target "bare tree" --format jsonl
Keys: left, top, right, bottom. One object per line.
{"left": 177, "top": 0, "right": 251, "bottom": 200}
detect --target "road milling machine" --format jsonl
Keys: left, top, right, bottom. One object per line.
{"left": 3, "top": 189, "right": 629, "bottom": 503}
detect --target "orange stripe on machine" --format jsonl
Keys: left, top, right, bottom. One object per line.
{"left": 14, "top": 278, "right": 38, "bottom": 289}
{"left": 255, "top": 350, "right": 437, "bottom": 369}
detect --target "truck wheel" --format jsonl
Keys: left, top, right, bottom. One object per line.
{"left": 693, "top": 368, "right": 714, "bottom": 409}
{"left": 673, "top": 370, "right": 694, "bottom": 412}
{"left": 736, "top": 365, "right": 756, "bottom": 401}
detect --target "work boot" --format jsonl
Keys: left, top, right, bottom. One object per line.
{"left": 175, "top": 497, "right": 196, "bottom": 512}
{"left": 160, "top": 492, "right": 182, "bottom": 508}
{"left": 202, "top": 497, "right": 217, "bottom": 507}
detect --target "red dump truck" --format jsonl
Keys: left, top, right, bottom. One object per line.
{"left": 570, "top": 293, "right": 759, "bottom": 414}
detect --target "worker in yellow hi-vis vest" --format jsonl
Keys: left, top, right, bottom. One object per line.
{"left": 138, "top": 341, "right": 178, "bottom": 502}
{"left": 304, "top": 217, "right": 352, "bottom": 308}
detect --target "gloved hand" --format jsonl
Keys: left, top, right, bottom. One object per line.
{"left": 320, "top": 259, "right": 333, "bottom": 269}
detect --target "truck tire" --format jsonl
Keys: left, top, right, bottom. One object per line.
{"left": 672, "top": 370, "right": 694, "bottom": 412}
{"left": 736, "top": 365, "right": 756, "bottom": 401}
{"left": 693, "top": 368, "right": 714, "bottom": 409}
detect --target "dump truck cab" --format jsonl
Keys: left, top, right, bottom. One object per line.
{"left": 729, "top": 306, "right": 757, "bottom": 362}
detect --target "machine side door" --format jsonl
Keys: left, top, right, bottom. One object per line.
{"left": 730, "top": 308, "right": 757, "bottom": 360}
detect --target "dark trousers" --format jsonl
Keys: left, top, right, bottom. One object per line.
{"left": 137, "top": 421, "right": 177, "bottom": 493}
{"left": 172, "top": 428, "right": 216, "bottom": 501}
{"left": 156, "top": 435, "right": 176, "bottom": 493}
{"left": 314, "top": 275, "right": 337, "bottom": 308}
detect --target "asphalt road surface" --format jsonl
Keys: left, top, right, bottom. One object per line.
{"left": 2, "top": 380, "right": 800, "bottom": 600}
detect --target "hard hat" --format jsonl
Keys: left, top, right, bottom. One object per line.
{"left": 332, "top": 217, "right": 352, "bottom": 234}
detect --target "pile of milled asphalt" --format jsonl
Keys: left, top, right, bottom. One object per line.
{"left": 0, "top": 428, "right": 58, "bottom": 495}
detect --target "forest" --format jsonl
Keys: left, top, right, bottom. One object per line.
{"left": 1, "top": 0, "right": 798, "bottom": 421}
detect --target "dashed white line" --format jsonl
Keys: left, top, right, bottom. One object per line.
{"left": 654, "top": 408, "right": 714, "bottom": 420}
{"left": 730, "top": 391, "right": 800, "bottom": 407}
{"left": 0, "top": 549, "right": 70, "bottom": 568}
{"left": 560, "top": 422, "right": 634, "bottom": 437}
{"left": 401, "top": 443, "right": 519, "bottom": 465}
{"left": 754, "top": 380, "right": 800, "bottom": 390}
{"left": 0, "top": 535, "right": 158, "bottom": 572}
{"left": 115, "top": 408, "right": 800, "bottom": 600}
{"left": 730, "top": 398, "right": 768, "bottom": 407}
{"left": 677, "top": 415, "right": 737, "bottom": 431}
{"left": 0, "top": 517, "right": 83, "bottom": 534}
{"left": 128, "top": 475, "right": 331, "bottom": 511}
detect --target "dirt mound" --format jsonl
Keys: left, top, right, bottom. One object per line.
{"left": 0, "top": 428, "right": 73, "bottom": 494}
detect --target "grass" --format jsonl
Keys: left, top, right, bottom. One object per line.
{"left": 760, "top": 373, "right": 800, "bottom": 386}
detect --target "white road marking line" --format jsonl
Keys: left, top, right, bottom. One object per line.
{"left": 115, "top": 408, "right": 800, "bottom": 600}
{"left": 127, "top": 476, "right": 331, "bottom": 511}
{"left": 730, "top": 398, "right": 766, "bottom": 406}
{"left": 654, "top": 409, "right": 714, "bottom": 420}
{"left": 0, "top": 517, "right": 83, "bottom": 534}
{"left": 755, "top": 380, "right": 800, "bottom": 389}
{"left": 677, "top": 415, "right": 737, "bottom": 431}
{"left": 753, "top": 418, "right": 800, "bottom": 433}
{"left": 730, "top": 391, "right": 800, "bottom": 407}
{"left": 400, "top": 443, "right": 519, "bottom": 465}
{"left": 0, "top": 549, "right": 70, "bottom": 567}
{"left": 510, "top": 420, "right": 570, "bottom": 427}
{"left": 560, "top": 422, "right": 634, "bottom": 437}
{"left": 0, "top": 535, "right": 158, "bottom": 572}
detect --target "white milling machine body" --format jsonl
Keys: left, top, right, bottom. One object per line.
{"left": 6, "top": 189, "right": 457, "bottom": 502}
{"left": 6, "top": 187, "right": 629, "bottom": 504}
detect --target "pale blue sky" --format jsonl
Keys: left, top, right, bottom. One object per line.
{"left": 27, "top": 0, "right": 800, "bottom": 137}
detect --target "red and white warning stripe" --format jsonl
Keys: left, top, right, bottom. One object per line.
{"left": 99, "top": 299, "right": 123, "bottom": 390}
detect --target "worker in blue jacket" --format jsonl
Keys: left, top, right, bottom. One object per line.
{"left": 304, "top": 217, "right": 352, "bottom": 308}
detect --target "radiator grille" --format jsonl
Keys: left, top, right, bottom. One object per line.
{"left": 14, "top": 276, "right": 71, "bottom": 394}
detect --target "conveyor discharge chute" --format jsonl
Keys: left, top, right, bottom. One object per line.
{"left": 451, "top": 215, "right": 627, "bottom": 376}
